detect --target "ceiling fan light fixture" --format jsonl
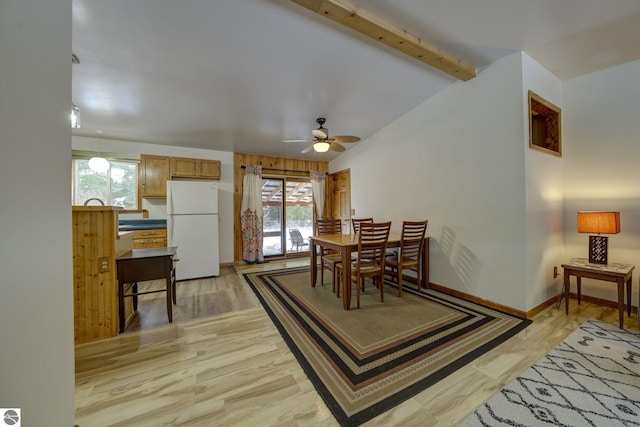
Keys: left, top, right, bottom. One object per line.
{"left": 313, "top": 141, "right": 331, "bottom": 153}
{"left": 312, "top": 127, "right": 329, "bottom": 139}
{"left": 313, "top": 117, "right": 330, "bottom": 139}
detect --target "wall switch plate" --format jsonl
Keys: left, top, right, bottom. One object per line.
{"left": 351, "top": 209, "right": 355, "bottom": 215}
{"left": 99, "top": 257, "right": 110, "bottom": 272}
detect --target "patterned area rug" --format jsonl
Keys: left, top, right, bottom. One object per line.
{"left": 458, "top": 319, "right": 640, "bottom": 426}
{"left": 243, "top": 266, "right": 531, "bottom": 426}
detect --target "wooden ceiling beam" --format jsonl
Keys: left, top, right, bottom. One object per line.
{"left": 290, "top": 0, "right": 476, "bottom": 81}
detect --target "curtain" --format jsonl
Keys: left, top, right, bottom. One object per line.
{"left": 241, "top": 165, "right": 264, "bottom": 263}
{"left": 310, "top": 170, "right": 327, "bottom": 219}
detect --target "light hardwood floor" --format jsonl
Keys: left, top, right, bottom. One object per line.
{"left": 75, "top": 259, "right": 639, "bottom": 426}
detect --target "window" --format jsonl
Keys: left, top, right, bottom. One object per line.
{"left": 72, "top": 159, "right": 139, "bottom": 208}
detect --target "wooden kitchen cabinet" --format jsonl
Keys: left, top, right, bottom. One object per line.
{"left": 140, "top": 154, "right": 170, "bottom": 198}
{"left": 132, "top": 228, "right": 167, "bottom": 249}
{"left": 171, "top": 156, "right": 221, "bottom": 180}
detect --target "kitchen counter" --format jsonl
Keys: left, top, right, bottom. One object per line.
{"left": 119, "top": 219, "right": 167, "bottom": 231}
{"left": 73, "top": 205, "right": 124, "bottom": 212}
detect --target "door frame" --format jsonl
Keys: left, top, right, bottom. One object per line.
{"left": 262, "top": 175, "right": 315, "bottom": 259}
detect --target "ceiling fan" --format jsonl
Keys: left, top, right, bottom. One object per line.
{"left": 283, "top": 118, "right": 361, "bottom": 153}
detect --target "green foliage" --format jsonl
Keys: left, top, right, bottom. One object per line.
{"left": 74, "top": 160, "right": 138, "bottom": 208}
{"left": 286, "top": 205, "right": 313, "bottom": 227}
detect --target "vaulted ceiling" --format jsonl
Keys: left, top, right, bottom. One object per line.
{"left": 72, "top": 0, "right": 640, "bottom": 160}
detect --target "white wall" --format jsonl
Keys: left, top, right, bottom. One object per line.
{"left": 0, "top": 1, "right": 75, "bottom": 425}
{"left": 331, "top": 53, "right": 530, "bottom": 310}
{"left": 332, "top": 53, "right": 640, "bottom": 313}
{"left": 563, "top": 59, "right": 640, "bottom": 305}
{"left": 73, "top": 136, "right": 235, "bottom": 264}
{"left": 522, "top": 53, "right": 565, "bottom": 310}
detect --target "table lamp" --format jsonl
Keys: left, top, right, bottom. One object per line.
{"left": 577, "top": 211, "right": 620, "bottom": 264}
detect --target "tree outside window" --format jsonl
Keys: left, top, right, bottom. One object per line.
{"left": 73, "top": 159, "right": 138, "bottom": 208}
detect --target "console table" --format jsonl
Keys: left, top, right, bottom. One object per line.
{"left": 116, "top": 246, "right": 178, "bottom": 332}
{"left": 562, "top": 258, "right": 634, "bottom": 329}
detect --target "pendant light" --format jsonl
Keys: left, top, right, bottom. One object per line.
{"left": 88, "top": 134, "right": 110, "bottom": 173}
{"left": 71, "top": 104, "right": 81, "bottom": 128}
{"left": 88, "top": 156, "right": 110, "bottom": 173}
{"left": 71, "top": 55, "right": 81, "bottom": 128}
{"left": 110, "top": 167, "right": 125, "bottom": 180}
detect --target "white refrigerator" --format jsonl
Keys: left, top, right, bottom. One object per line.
{"left": 167, "top": 181, "right": 220, "bottom": 280}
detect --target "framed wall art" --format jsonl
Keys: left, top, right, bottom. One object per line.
{"left": 528, "top": 90, "right": 561, "bottom": 157}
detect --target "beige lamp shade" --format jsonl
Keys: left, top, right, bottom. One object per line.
{"left": 577, "top": 211, "right": 620, "bottom": 234}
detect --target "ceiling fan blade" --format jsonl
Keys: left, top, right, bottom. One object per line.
{"left": 282, "top": 139, "right": 309, "bottom": 143}
{"left": 332, "top": 135, "right": 360, "bottom": 143}
{"left": 330, "top": 142, "right": 346, "bottom": 152}
{"left": 301, "top": 144, "right": 315, "bottom": 153}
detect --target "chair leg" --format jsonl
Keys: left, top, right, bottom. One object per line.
{"left": 356, "top": 275, "right": 361, "bottom": 309}
{"left": 380, "top": 274, "right": 384, "bottom": 302}
{"left": 334, "top": 267, "right": 340, "bottom": 298}
{"left": 397, "top": 266, "right": 402, "bottom": 297}
{"left": 320, "top": 260, "right": 325, "bottom": 286}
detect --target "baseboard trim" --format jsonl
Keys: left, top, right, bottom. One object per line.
{"left": 427, "top": 283, "right": 638, "bottom": 319}
{"left": 428, "top": 283, "right": 528, "bottom": 318}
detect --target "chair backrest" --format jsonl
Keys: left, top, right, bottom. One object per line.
{"left": 316, "top": 218, "right": 342, "bottom": 236}
{"left": 352, "top": 217, "right": 373, "bottom": 234}
{"left": 399, "top": 220, "right": 428, "bottom": 261}
{"left": 289, "top": 228, "right": 304, "bottom": 244}
{"left": 357, "top": 221, "right": 392, "bottom": 266}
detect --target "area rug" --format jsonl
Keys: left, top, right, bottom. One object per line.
{"left": 458, "top": 319, "right": 640, "bottom": 426}
{"left": 243, "top": 266, "right": 531, "bottom": 426}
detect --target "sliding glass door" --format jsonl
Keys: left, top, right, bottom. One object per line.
{"left": 262, "top": 177, "right": 314, "bottom": 257}
{"left": 284, "top": 178, "right": 313, "bottom": 255}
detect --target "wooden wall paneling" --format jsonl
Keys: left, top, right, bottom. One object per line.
{"left": 233, "top": 153, "right": 329, "bottom": 261}
{"left": 94, "top": 211, "right": 103, "bottom": 338}
{"left": 72, "top": 206, "right": 130, "bottom": 343}
{"left": 73, "top": 210, "right": 83, "bottom": 340}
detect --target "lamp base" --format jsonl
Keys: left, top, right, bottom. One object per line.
{"left": 588, "top": 235, "right": 609, "bottom": 264}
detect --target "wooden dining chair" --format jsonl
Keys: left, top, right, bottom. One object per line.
{"left": 338, "top": 221, "right": 391, "bottom": 308}
{"left": 351, "top": 217, "right": 373, "bottom": 234}
{"left": 385, "top": 220, "right": 428, "bottom": 296}
{"left": 316, "top": 218, "right": 343, "bottom": 294}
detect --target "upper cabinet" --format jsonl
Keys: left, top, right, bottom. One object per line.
{"left": 140, "top": 154, "right": 170, "bottom": 198}
{"left": 171, "top": 157, "right": 221, "bottom": 180}
{"left": 140, "top": 154, "right": 221, "bottom": 199}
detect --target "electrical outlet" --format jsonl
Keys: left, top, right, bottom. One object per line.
{"left": 553, "top": 266, "right": 558, "bottom": 278}
{"left": 99, "top": 257, "right": 110, "bottom": 272}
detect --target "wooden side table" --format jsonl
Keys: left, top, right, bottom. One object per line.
{"left": 116, "top": 246, "right": 178, "bottom": 332}
{"left": 562, "top": 258, "right": 634, "bottom": 329}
